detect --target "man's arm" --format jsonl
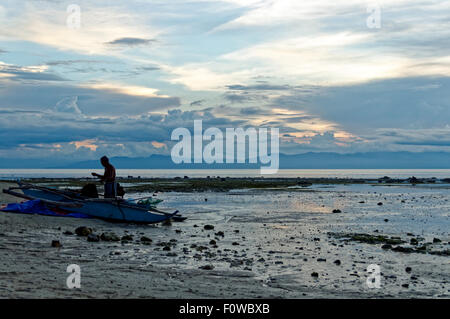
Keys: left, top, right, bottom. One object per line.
{"left": 91, "top": 172, "right": 105, "bottom": 180}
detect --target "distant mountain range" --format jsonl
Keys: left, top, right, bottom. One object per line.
{"left": 1, "top": 152, "right": 450, "bottom": 169}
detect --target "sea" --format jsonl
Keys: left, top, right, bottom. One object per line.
{"left": 0, "top": 169, "right": 449, "bottom": 179}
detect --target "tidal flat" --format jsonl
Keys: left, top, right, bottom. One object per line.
{"left": 0, "top": 178, "right": 449, "bottom": 298}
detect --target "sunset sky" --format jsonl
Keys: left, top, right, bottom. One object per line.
{"left": 1, "top": 0, "right": 449, "bottom": 162}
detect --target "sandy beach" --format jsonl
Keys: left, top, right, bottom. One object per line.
{"left": 0, "top": 179, "right": 449, "bottom": 298}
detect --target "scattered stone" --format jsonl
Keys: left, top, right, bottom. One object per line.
{"left": 229, "top": 260, "right": 243, "bottom": 267}
{"left": 334, "top": 260, "right": 341, "bottom": 265}
{"left": 401, "top": 283, "right": 409, "bottom": 288}
{"left": 163, "top": 246, "right": 171, "bottom": 251}
{"left": 140, "top": 236, "right": 152, "bottom": 243}
{"left": 51, "top": 240, "right": 61, "bottom": 248}
{"left": 204, "top": 225, "right": 214, "bottom": 230}
{"left": 121, "top": 235, "right": 133, "bottom": 241}
{"left": 332, "top": 209, "right": 342, "bottom": 214}
{"left": 87, "top": 234, "right": 100, "bottom": 242}
{"left": 433, "top": 238, "right": 442, "bottom": 243}
{"left": 175, "top": 229, "right": 182, "bottom": 234}
{"left": 63, "top": 231, "right": 73, "bottom": 236}
{"left": 162, "top": 219, "right": 172, "bottom": 226}
{"left": 232, "top": 242, "right": 240, "bottom": 246}
{"left": 317, "top": 258, "right": 326, "bottom": 262}
{"left": 209, "top": 240, "right": 216, "bottom": 245}
{"left": 328, "top": 232, "right": 405, "bottom": 245}
{"left": 75, "top": 226, "right": 92, "bottom": 236}
{"left": 429, "top": 249, "right": 450, "bottom": 256}
{"left": 199, "top": 265, "right": 214, "bottom": 270}
{"left": 381, "top": 244, "right": 392, "bottom": 250}
{"left": 377, "top": 202, "right": 383, "bottom": 206}
{"left": 215, "top": 231, "right": 225, "bottom": 237}
{"left": 311, "top": 272, "right": 319, "bottom": 278}
{"left": 384, "top": 219, "right": 389, "bottom": 222}
{"left": 410, "top": 238, "right": 418, "bottom": 245}
{"left": 405, "top": 267, "right": 412, "bottom": 273}
{"left": 100, "top": 232, "right": 120, "bottom": 242}
{"left": 391, "top": 246, "right": 414, "bottom": 253}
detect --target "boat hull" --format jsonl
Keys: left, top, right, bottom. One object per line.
{"left": 21, "top": 188, "right": 176, "bottom": 224}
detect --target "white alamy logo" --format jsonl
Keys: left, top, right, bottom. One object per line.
{"left": 366, "top": 264, "right": 381, "bottom": 288}
{"left": 171, "top": 120, "right": 279, "bottom": 174}
{"left": 366, "top": 3, "right": 381, "bottom": 29}
{"left": 66, "top": 4, "right": 81, "bottom": 29}
{"left": 66, "top": 264, "right": 81, "bottom": 289}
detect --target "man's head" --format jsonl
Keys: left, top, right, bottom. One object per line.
{"left": 100, "top": 156, "right": 109, "bottom": 167}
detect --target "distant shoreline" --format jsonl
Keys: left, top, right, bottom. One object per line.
{"left": 2, "top": 175, "right": 449, "bottom": 193}
{"left": 1, "top": 168, "right": 450, "bottom": 180}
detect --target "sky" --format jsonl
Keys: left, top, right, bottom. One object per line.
{"left": 0, "top": 0, "right": 449, "bottom": 163}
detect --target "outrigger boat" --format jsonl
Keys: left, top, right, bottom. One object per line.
{"left": 2, "top": 182, "right": 183, "bottom": 224}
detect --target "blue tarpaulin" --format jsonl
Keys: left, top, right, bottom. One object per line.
{"left": 1, "top": 199, "right": 90, "bottom": 218}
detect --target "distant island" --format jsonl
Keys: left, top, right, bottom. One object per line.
{"left": 1, "top": 151, "right": 449, "bottom": 169}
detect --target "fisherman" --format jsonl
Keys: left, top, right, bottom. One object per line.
{"left": 91, "top": 156, "right": 117, "bottom": 198}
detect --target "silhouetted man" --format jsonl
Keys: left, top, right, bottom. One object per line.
{"left": 91, "top": 156, "right": 116, "bottom": 198}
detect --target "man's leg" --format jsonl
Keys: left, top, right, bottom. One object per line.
{"left": 104, "top": 183, "right": 113, "bottom": 198}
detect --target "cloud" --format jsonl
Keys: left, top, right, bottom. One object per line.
{"left": 1, "top": 0, "right": 450, "bottom": 159}
{"left": 0, "top": 79, "right": 180, "bottom": 116}
{"left": 166, "top": 1, "right": 450, "bottom": 90}
{"left": 106, "top": 37, "right": 155, "bottom": 46}
{"left": 376, "top": 128, "right": 450, "bottom": 148}
{"left": 0, "top": 2, "right": 160, "bottom": 55}
{"left": 226, "top": 84, "right": 292, "bottom": 91}
{"left": 212, "top": 0, "right": 449, "bottom": 31}
{"left": 0, "top": 105, "right": 249, "bottom": 160}
{"left": 0, "top": 62, "right": 66, "bottom": 81}
{"left": 167, "top": 65, "right": 251, "bottom": 91}
{"left": 239, "top": 107, "right": 262, "bottom": 115}
{"left": 224, "top": 93, "right": 252, "bottom": 103}
{"left": 54, "top": 96, "right": 82, "bottom": 114}
{"left": 273, "top": 76, "right": 450, "bottom": 135}
{"left": 45, "top": 60, "right": 101, "bottom": 66}
{"left": 137, "top": 65, "right": 160, "bottom": 71}
{"left": 190, "top": 99, "right": 205, "bottom": 106}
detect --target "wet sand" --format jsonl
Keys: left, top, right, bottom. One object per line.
{"left": 0, "top": 180, "right": 449, "bottom": 298}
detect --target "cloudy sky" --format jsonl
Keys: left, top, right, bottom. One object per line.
{"left": 1, "top": 0, "right": 449, "bottom": 162}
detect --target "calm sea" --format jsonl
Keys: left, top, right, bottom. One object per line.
{"left": 0, "top": 169, "right": 449, "bottom": 179}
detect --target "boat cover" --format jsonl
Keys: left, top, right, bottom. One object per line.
{"left": 1, "top": 199, "right": 90, "bottom": 218}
